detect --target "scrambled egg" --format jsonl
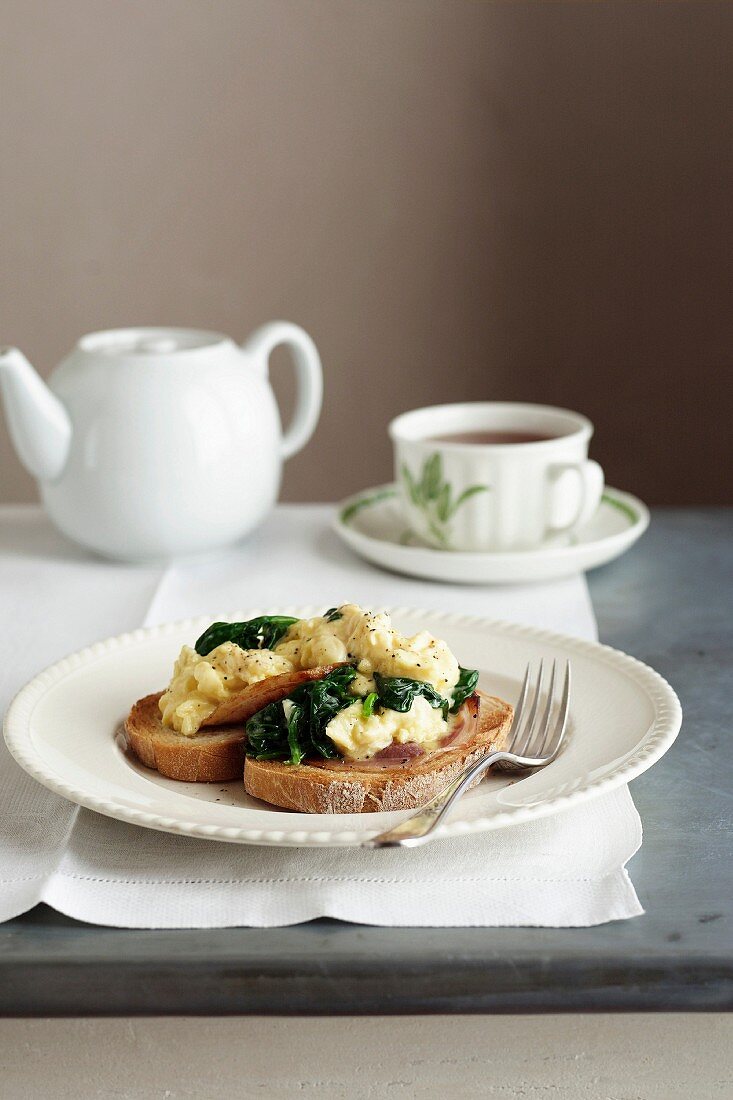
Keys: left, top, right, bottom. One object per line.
{"left": 325, "top": 696, "right": 447, "bottom": 760}
{"left": 275, "top": 603, "right": 460, "bottom": 699}
{"left": 160, "top": 605, "right": 462, "bottom": 753}
{"left": 159, "top": 642, "right": 294, "bottom": 735}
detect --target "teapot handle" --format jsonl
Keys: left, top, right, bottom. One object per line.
{"left": 242, "top": 322, "right": 323, "bottom": 460}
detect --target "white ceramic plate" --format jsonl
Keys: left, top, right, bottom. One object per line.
{"left": 4, "top": 607, "right": 680, "bottom": 847}
{"left": 334, "top": 485, "right": 649, "bottom": 584}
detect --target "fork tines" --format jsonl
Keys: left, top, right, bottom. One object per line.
{"left": 508, "top": 658, "right": 570, "bottom": 764}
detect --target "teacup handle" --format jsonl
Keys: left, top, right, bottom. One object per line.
{"left": 547, "top": 460, "right": 604, "bottom": 533}
{"left": 242, "top": 321, "right": 323, "bottom": 459}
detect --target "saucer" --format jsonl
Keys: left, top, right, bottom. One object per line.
{"left": 333, "top": 484, "right": 649, "bottom": 584}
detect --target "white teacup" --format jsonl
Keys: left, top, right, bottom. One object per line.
{"left": 390, "top": 402, "right": 604, "bottom": 552}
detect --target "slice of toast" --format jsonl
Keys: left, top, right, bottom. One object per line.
{"left": 125, "top": 665, "right": 340, "bottom": 783}
{"left": 243, "top": 690, "right": 513, "bottom": 813}
{"left": 125, "top": 692, "right": 246, "bottom": 782}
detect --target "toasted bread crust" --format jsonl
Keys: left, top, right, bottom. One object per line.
{"left": 243, "top": 691, "right": 513, "bottom": 813}
{"left": 124, "top": 692, "right": 246, "bottom": 782}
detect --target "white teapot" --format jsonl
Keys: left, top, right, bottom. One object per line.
{"left": 0, "top": 324, "right": 323, "bottom": 561}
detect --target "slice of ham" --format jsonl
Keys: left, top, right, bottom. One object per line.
{"left": 325, "top": 741, "right": 427, "bottom": 771}
{"left": 201, "top": 664, "right": 342, "bottom": 728}
{"left": 310, "top": 694, "right": 480, "bottom": 772}
{"left": 373, "top": 741, "right": 425, "bottom": 761}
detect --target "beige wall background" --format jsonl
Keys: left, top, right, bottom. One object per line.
{"left": 1, "top": 0, "right": 730, "bottom": 506}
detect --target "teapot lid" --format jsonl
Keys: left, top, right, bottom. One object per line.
{"left": 78, "top": 327, "right": 230, "bottom": 356}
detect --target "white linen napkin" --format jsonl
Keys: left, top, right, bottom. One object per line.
{"left": 0, "top": 505, "right": 642, "bottom": 927}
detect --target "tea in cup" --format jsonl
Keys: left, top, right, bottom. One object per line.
{"left": 390, "top": 402, "right": 604, "bottom": 552}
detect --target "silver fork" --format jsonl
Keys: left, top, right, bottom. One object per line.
{"left": 363, "top": 659, "right": 571, "bottom": 848}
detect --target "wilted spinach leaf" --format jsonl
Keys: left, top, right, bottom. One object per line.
{"left": 287, "top": 703, "right": 306, "bottom": 765}
{"left": 362, "top": 691, "right": 379, "bottom": 717}
{"left": 323, "top": 607, "right": 343, "bottom": 622}
{"left": 450, "top": 666, "right": 479, "bottom": 713}
{"left": 195, "top": 616, "right": 299, "bottom": 656}
{"left": 373, "top": 673, "right": 449, "bottom": 719}
{"left": 245, "top": 701, "right": 290, "bottom": 760}
{"left": 245, "top": 664, "right": 358, "bottom": 764}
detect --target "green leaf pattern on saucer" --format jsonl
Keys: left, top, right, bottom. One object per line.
{"left": 401, "top": 453, "right": 490, "bottom": 548}
{"left": 339, "top": 487, "right": 397, "bottom": 525}
{"left": 601, "top": 492, "right": 638, "bottom": 524}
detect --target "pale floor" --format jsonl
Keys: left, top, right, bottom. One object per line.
{"left": 0, "top": 1015, "right": 731, "bottom": 1099}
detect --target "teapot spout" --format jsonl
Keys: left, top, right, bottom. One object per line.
{"left": 0, "top": 347, "right": 72, "bottom": 481}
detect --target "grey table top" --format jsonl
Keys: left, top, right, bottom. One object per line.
{"left": 1, "top": 509, "right": 731, "bottom": 1016}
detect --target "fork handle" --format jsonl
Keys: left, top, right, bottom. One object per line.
{"left": 363, "top": 750, "right": 515, "bottom": 848}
